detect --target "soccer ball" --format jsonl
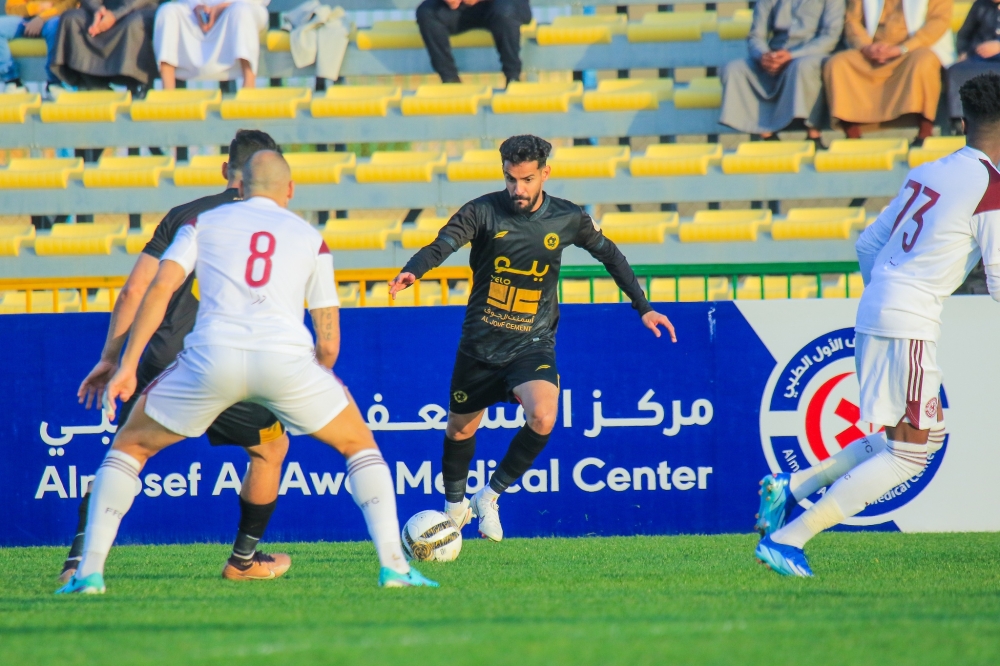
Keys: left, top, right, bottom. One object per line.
{"left": 401, "top": 510, "right": 463, "bottom": 562}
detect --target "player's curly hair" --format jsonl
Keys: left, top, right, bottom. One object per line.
{"left": 960, "top": 73, "right": 1000, "bottom": 125}
{"left": 499, "top": 135, "right": 553, "bottom": 168}
{"left": 228, "top": 130, "right": 280, "bottom": 174}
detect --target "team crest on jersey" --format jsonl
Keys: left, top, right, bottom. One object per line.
{"left": 543, "top": 233, "right": 559, "bottom": 250}
{"left": 758, "top": 327, "right": 947, "bottom": 526}
{"left": 453, "top": 391, "right": 468, "bottom": 404}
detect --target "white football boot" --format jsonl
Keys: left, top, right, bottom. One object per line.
{"left": 471, "top": 487, "right": 503, "bottom": 542}
{"left": 444, "top": 498, "right": 472, "bottom": 529}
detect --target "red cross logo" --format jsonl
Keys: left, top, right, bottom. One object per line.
{"left": 804, "top": 372, "right": 881, "bottom": 461}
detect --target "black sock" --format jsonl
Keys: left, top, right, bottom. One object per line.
{"left": 442, "top": 434, "right": 476, "bottom": 503}
{"left": 490, "top": 425, "right": 550, "bottom": 494}
{"left": 62, "top": 493, "right": 90, "bottom": 570}
{"left": 231, "top": 498, "right": 277, "bottom": 564}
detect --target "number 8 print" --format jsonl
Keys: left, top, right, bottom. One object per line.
{"left": 245, "top": 231, "right": 276, "bottom": 287}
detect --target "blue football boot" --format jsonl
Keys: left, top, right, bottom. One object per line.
{"left": 755, "top": 472, "right": 796, "bottom": 535}
{"left": 755, "top": 536, "right": 814, "bottom": 577}
{"left": 55, "top": 572, "right": 106, "bottom": 595}
{"left": 379, "top": 566, "right": 439, "bottom": 588}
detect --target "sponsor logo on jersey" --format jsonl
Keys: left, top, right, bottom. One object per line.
{"left": 544, "top": 233, "right": 560, "bottom": 250}
{"left": 759, "top": 327, "right": 947, "bottom": 525}
{"left": 494, "top": 231, "right": 509, "bottom": 239}
{"left": 535, "top": 364, "right": 551, "bottom": 371}
{"left": 453, "top": 391, "right": 468, "bottom": 404}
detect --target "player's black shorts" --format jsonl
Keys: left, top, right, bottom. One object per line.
{"left": 448, "top": 347, "right": 559, "bottom": 414}
{"left": 118, "top": 362, "right": 285, "bottom": 447}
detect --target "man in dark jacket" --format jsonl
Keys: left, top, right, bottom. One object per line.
{"left": 946, "top": 0, "right": 1000, "bottom": 131}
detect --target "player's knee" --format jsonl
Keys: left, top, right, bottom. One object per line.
{"left": 526, "top": 408, "right": 556, "bottom": 435}
{"left": 247, "top": 434, "right": 289, "bottom": 468}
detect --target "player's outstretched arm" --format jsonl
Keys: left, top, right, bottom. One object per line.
{"left": 389, "top": 203, "right": 480, "bottom": 299}
{"left": 388, "top": 272, "right": 416, "bottom": 298}
{"left": 310, "top": 306, "right": 341, "bottom": 369}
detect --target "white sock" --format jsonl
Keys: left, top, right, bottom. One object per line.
{"left": 347, "top": 449, "right": 409, "bottom": 575}
{"left": 927, "top": 420, "right": 946, "bottom": 455}
{"left": 789, "top": 432, "right": 887, "bottom": 501}
{"left": 77, "top": 450, "right": 141, "bottom": 579}
{"left": 773, "top": 439, "right": 927, "bottom": 549}
{"left": 481, "top": 487, "right": 500, "bottom": 502}
{"left": 445, "top": 500, "right": 467, "bottom": 512}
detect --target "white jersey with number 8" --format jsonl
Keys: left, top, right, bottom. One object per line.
{"left": 855, "top": 146, "right": 1000, "bottom": 342}
{"left": 161, "top": 196, "right": 340, "bottom": 355}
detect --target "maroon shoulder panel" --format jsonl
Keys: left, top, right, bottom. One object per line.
{"left": 975, "top": 159, "right": 1000, "bottom": 214}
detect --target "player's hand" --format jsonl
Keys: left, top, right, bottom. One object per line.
{"left": 388, "top": 272, "right": 416, "bottom": 299}
{"left": 78, "top": 359, "right": 120, "bottom": 409}
{"left": 104, "top": 367, "right": 138, "bottom": 422}
{"left": 976, "top": 40, "right": 1000, "bottom": 60}
{"left": 641, "top": 310, "right": 677, "bottom": 342}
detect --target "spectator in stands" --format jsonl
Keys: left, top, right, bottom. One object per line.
{"left": 153, "top": 0, "right": 269, "bottom": 89}
{"left": 416, "top": 0, "right": 532, "bottom": 87}
{"left": 0, "top": 0, "right": 77, "bottom": 92}
{"left": 946, "top": 0, "right": 1000, "bottom": 133}
{"left": 50, "top": 0, "right": 158, "bottom": 96}
{"left": 823, "top": 0, "right": 956, "bottom": 145}
{"left": 719, "top": 0, "right": 844, "bottom": 145}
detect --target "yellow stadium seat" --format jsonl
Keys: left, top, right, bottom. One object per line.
{"left": 365, "top": 280, "right": 441, "bottom": 307}
{"left": 310, "top": 86, "right": 402, "bottom": 117}
{"left": 814, "top": 138, "right": 909, "bottom": 172}
{"left": 401, "top": 216, "right": 450, "bottom": 249}
{"left": 650, "top": 276, "right": 730, "bottom": 302}
{"left": 0, "top": 92, "right": 42, "bottom": 123}
{"left": 599, "top": 211, "right": 678, "bottom": 244}
{"left": 446, "top": 280, "right": 471, "bottom": 305}
{"left": 35, "top": 222, "right": 128, "bottom": 256}
{"left": 219, "top": 87, "right": 311, "bottom": 120}
{"left": 821, "top": 273, "right": 865, "bottom": 298}
{"left": 321, "top": 218, "right": 404, "bottom": 250}
{"left": 679, "top": 209, "right": 771, "bottom": 242}
{"left": 356, "top": 20, "right": 535, "bottom": 49}
{"left": 549, "top": 146, "right": 629, "bottom": 178}
{"left": 285, "top": 152, "right": 357, "bottom": 184}
{"left": 737, "top": 275, "right": 819, "bottom": 299}
{"left": 582, "top": 78, "right": 673, "bottom": 112}
{"left": 627, "top": 11, "right": 716, "bottom": 42}
{"left": 40, "top": 90, "right": 131, "bottom": 123}
{"left": 0, "top": 223, "right": 36, "bottom": 256}
{"left": 126, "top": 222, "right": 159, "bottom": 253}
{"left": 718, "top": 9, "right": 754, "bottom": 40}
{"left": 953, "top": 2, "right": 972, "bottom": 32}
{"left": 82, "top": 155, "right": 175, "bottom": 188}
{"left": 400, "top": 84, "right": 492, "bottom": 115}
{"left": 560, "top": 278, "right": 621, "bottom": 303}
{"left": 721, "top": 141, "right": 816, "bottom": 174}
{"left": 0, "top": 157, "right": 84, "bottom": 189}
{"left": 446, "top": 149, "right": 503, "bottom": 181}
{"left": 265, "top": 29, "right": 291, "bottom": 51}
{"left": 337, "top": 283, "right": 360, "bottom": 308}
{"left": 0, "top": 289, "right": 81, "bottom": 314}
{"left": 535, "top": 15, "right": 627, "bottom": 46}
{"left": 130, "top": 89, "right": 222, "bottom": 122}
{"left": 86, "top": 288, "right": 115, "bottom": 312}
{"left": 355, "top": 151, "right": 447, "bottom": 183}
{"left": 629, "top": 143, "right": 723, "bottom": 177}
{"left": 673, "top": 77, "right": 722, "bottom": 108}
{"left": 8, "top": 37, "right": 46, "bottom": 57}
{"left": 771, "top": 207, "right": 866, "bottom": 240}
{"left": 173, "top": 154, "right": 228, "bottom": 187}
{"left": 908, "top": 136, "right": 966, "bottom": 167}
{"left": 491, "top": 81, "right": 583, "bottom": 114}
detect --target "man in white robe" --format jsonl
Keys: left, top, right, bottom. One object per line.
{"left": 154, "top": 0, "right": 268, "bottom": 89}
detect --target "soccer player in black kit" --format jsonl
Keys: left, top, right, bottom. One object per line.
{"left": 63, "top": 131, "right": 293, "bottom": 582}
{"left": 389, "top": 135, "right": 676, "bottom": 540}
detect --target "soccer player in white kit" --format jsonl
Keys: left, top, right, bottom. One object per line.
{"left": 755, "top": 73, "right": 1000, "bottom": 577}
{"left": 56, "top": 151, "right": 438, "bottom": 593}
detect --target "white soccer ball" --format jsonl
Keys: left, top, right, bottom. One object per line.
{"left": 401, "top": 510, "right": 463, "bottom": 562}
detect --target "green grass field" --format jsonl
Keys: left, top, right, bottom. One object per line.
{"left": 2, "top": 533, "right": 999, "bottom": 665}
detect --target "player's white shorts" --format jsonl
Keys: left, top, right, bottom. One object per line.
{"left": 143, "top": 345, "right": 349, "bottom": 438}
{"left": 855, "top": 332, "right": 942, "bottom": 430}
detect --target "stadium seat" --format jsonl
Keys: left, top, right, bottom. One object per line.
{"left": 400, "top": 84, "right": 492, "bottom": 115}
{"left": 673, "top": 77, "right": 722, "bottom": 108}
{"left": 8, "top": 37, "right": 46, "bottom": 57}
{"left": 355, "top": 20, "right": 536, "bottom": 49}
{"left": 365, "top": 280, "right": 441, "bottom": 306}
{"left": 34, "top": 222, "right": 127, "bottom": 255}
{"left": 821, "top": 273, "right": 865, "bottom": 298}
{"left": 679, "top": 209, "right": 771, "bottom": 242}
{"left": 548, "top": 146, "right": 629, "bottom": 178}
{"left": 130, "top": 89, "right": 222, "bottom": 122}
{"left": 82, "top": 155, "right": 175, "bottom": 188}
{"left": 581, "top": 78, "right": 674, "bottom": 112}
{"left": 337, "top": 283, "right": 360, "bottom": 308}
{"left": 446, "top": 280, "right": 471, "bottom": 305}
{"left": 0, "top": 157, "right": 84, "bottom": 189}
{"left": 265, "top": 29, "right": 291, "bottom": 52}
{"left": 85, "top": 288, "right": 116, "bottom": 312}
{"left": 718, "top": 9, "right": 754, "bottom": 40}
{"left": 0, "top": 289, "right": 81, "bottom": 313}
{"left": 953, "top": 2, "right": 972, "bottom": 32}
{"left": 908, "top": 136, "right": 966, "bottom": 167}
{"left": 355, "top": 150, "right": 447, "bottom": 183}
{"left": 320, "top": 218, "right": 403, "bottom": 250}
{"left": 491, "top": 81, "right": 584, "bottom": 114}
{"left": 0, "top": 91, "right": 42, "bottom": 123}
{"left": 814, "top": 138, "right": 909, "bottom": 172}
{"left": 401, "top": 215, "right": 449, "bottom": 249}
{"left": 736, "top": 275, "right": 819, "bottom": 299}
{"left": 309, "top": 86, "right": 402, "bottom": 117}
{"left": 598, "top": 211, "right": 678, "bottom": 244}
{"left": 771, "top": 207, "right": 866, "bottom": 240}
{"left": 126, "top": 220, "right": 162, "bottom": 254}
{"left": 650, "top": 276, "right": 730, "bottom": 301}
{"left": 0, "top": 222, "right": 36, "bottom": 256}
{"left": 39, "top": 90, "right": 131, "bottom": 123}
{"left": 560, "top": 278, "right": 621, "bottom": 303}
{"left": 446, "top": 149, "right": 502, "bottom": 181}
{"left": 626, "top": 11, "right": 717, "bottom": 43}
{"left": 173, "top": 154, "right": 228, "bottom": 187}
{"left": 721, "top": 141, "right": 816, "bottom": 174}
{"left": 629, "top": 143, "right": 723, "bottom": 177}
{"left": 219, "top": 87, "right": 311, "bottom": 119}
{"left": 535, "top": 15, "right": 627, "bottom": 45}
{"left": 285, "top": 152, "right": 357, "bottom": 184}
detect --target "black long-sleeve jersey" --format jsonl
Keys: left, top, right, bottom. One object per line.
{"left": 402, "top": 191, "right": 653, "bottom": 364}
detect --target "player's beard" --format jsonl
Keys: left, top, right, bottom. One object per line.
{"left": 510, "top": 190, "right": 539, "bottom": 213}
